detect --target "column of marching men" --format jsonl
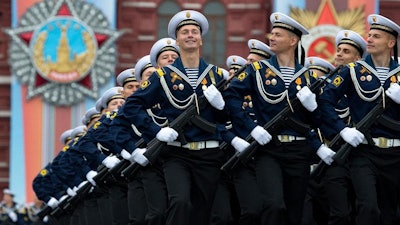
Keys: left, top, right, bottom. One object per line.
{"left": 28, "top": 9, "right": 400, "bottom": 225}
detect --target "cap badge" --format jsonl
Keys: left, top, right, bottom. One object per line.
{"left": 167, "top": 39, "right": 171, "bottom": 45}
{"left": 233, "top": 57, "right": 236, "bottom": 63}
{"left": 372, "top": 16, "right": 377, "bottom": 23}
{"left": 344, "top": 31, "right": 348, "bottom": 37}
{"left": 275, "top": 14, "right": 279, "bottom": 20}
{"left": 186, "top": 11, "right": 191, "bottom": 18}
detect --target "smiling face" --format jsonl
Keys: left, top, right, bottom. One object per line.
{"left": 366, "top": 29, "right": 396, "bottom": 56}
{"left": 175, "top": 24, "right": 202, "bottom": 52}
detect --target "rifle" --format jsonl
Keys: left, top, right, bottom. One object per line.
{"left": 120, "top": 65, "right": 248, "bottom": 180}
{"left": 221, "top": 65, "right": 343, "bottom": 173}
{"left": 310, "top": 96, "right": 389, "bottom": 180}
{"left": 37, "top": 166, "right": 108, "bottom": 218}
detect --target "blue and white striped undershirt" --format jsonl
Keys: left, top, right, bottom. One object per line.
{"left": 375, "top": 67, "right": 389, "bottom": 85}
{"left": 185, "top": 68, "right": 199, "bottom": 90}
{"left": 280, "top": 66, "right": 295, "bottom": 88}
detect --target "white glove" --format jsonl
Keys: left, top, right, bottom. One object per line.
{"left": 43, "top": 216, "right": 49, "bottom": 223}
{"left": 132, "top": 148, "right": 149, "bottom": 166}
{"left": 386, "top": 83, "right": 400, "bottom": 104}
{"left": 156, "top": 127, "right": 178, "bottom": 143}
{"left": 317, "top": 144, "right": 336, "bottom": 165}
{"left": 78, "top": 181, "right": 88, "bottom": 189}
{"left": 102, "top": 155, "right": 120, "bottom": 169}
{"left": 296, "top": 86, "right": 318, "bottom": 112}
{"left": 66, "top": 187, "right": 76, "bottom": 197}
{"left": 46, "top": 197, "right": 59, "bottom": 209}
{"left": 120, "top": 149, "right": 132, "bottom": 160}
{"left": 86, "top": 170, "right": 98, "bottom": 186}
{"left": 340, "top": 127, "right": 365, "bottom": 147}
{"left": 231, "top": 136, "right": 250, "bottom": 153}
{"left": 58, "top": 195, "right": 68, "bottom": 202}
{"left": 8, "top": 211, "right": 17, "bottom": 222}
{"left": 250, "top": 125, "right": 272, "bottom": 145}
{"left": 204, "top": 84, "right": 225, "bottom": 110}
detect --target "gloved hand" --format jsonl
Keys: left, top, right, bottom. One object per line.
{"left": 296, "top": 86, "right": 317, "bottom": 112}
{"left": 250, "top": 125, "right": 272, "bottom": 145}
{"left": 231, "top": 136, "right": 250, "bottom": 153}
{"left": 66, "top": 187, "right": 76, "bottom": 197}
{"left": 78, "top": 181, "right": 88, "bottom": 189}
{"left": 58, "top": 195, "right": 68, "bottom": 202}
{"left": 317, "top": 144, "right": 336, "bottom": 165}
{"left": 46, "top": 197, "right": 59, "bottom": 209}
{"left": 156, "top": 127, "right": 178, "bottom": 143}
{"left": 204, "top": 84, "right": 225, "bottom": 110}
{"left": 43, "top": 216, "right": 49, "bottom": 223}
{"left": 86, "top": 170, "right": 98, "bottom": 186}
{"left": 102, "top": 155, "right": 120, "bottom": 169}
{"left": 132, "top": 148, "right": 149, "bottom": 166}
{"left": 120, "top": 149, "right": 132, "bottom": 160}
{"left": 7, "top": 211, "right": 17, "bottom": 222}
{"left": 340, "top": 127, "right": 365, "bottom": 147}
{"left": 386, "top": 83, "right": 400, "bottom": 104}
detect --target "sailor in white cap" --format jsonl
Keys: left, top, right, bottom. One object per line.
{"left": 305, "top": 56, "right": 335, "bottom": 78}
{"left": 150, "top": 37, "right": 180, "bottom": 68}
{"left": 134, "top": 55, "right": 156, "bottom": 83}
{"left": 223, "top": 12, "right": 332, "bottom": 225}
{"left": 319, "top": 14, "right": 400, "bottom": 225}
{"left": 247, "top": 38, "right": 275, "bottom": 64}
{"left": 81, "top": 107, "right": 101, "bottom": 128}
{"left": 121, "top": 10, "right": 249, "bottom": 225}
{"left": 60, "top": 128, "right": 74, "bottom": 146}
{"left": 1, "top": 188, "right": 20, "bottom": 223}
{"left": 100, "top": 86, "right": 125, "bottom": 113}
{"left": 335, "top": 30, "right": 367, "bottom": 66}
{"left": 226, "top": 55, "right": 247, "bottom": 76}
{"left": 117, "top": 68, "right": 140, "bottom": 98}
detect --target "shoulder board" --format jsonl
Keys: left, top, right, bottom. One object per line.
{"left": 348, "top": 62, "right": 355, "bottom": 67}
{"left": 217, "top": 67, "right": 223, "bottom": 77}
{"left": 156, "top": 68, "right": 164, "bottom": 77}
{"left": 252, "top": 61, "right": 262, "bottom": 70}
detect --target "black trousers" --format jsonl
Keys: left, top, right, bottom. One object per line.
{"left": 127, "top": 171, "right": 147, "bottom": 225}
{"left": 254, "top": 140, "right": 312, "bottom": 225}
{"left": 323, "top": 163, "right": 354, "bottom": 225}
{"left": 349, "top": 144, "right": 400, "bottom": 225}
{"left": 162, "top": 146, "right": 224, "bottom": 225}
{"left": 141, "top": 161, "right": 168, "bottom": 225}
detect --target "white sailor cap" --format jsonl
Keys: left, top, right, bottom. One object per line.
{"left": 305, "top": 56, "right": 335, "bottom": 74}
{"left": 226, "top": 55, "right": 247, "bottom": 70}
{"left": 95, "top": 98, "right": 103, "bottom": 113}
{"left": 134, "top": 55, "right": 152, "bottom": 81}
{"left": 150, "top": 38, "right": 180, "bottom": 67}
{"left": 248, "top": 39, "right": 275, "bottom": 59}
{"left": 336, "top": 30, "right": 367, "bottom": 57}
{"left": 81, "top": 107, "right": 101, "bottom": 126}
{"left": 60, "top": 128, "right": 73, "bottom": 145}
{"left": 168, "top": 10, "right": 209, "bottom": 39}
{"left": 71, "top": 125, "right": 87, "bottom": 140}
{"left": 100, "top": 87, "right": 124, "bottom": 110}
{"left": 116, "top": 68, "right": 136, "bottom": 87}
{"left": 368, "top": 14, "right": 400, "bottom": 37}
{"left": 3, "top": 188, "right": 14, "bottom": 197}
{"left": 270, "top": 12, "right": 309, "bottom": 37}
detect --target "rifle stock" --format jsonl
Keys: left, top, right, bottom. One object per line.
{"left": 220, "top": 65, "right": 343, "bottom": 173}
{"left": 36, "top": 205, "right": 52, "bottom": 219}
{"left": 120, "top": 65, "right": 248, "bottom": 180}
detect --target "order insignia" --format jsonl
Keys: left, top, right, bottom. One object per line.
{"left": 332, "top": 75, "right": 344, "bottom": 87}
{"left": 4, "top": 0, "right": 126, "bottom": 106}
{"left": 141, "top": 80, "right": 151, "bottom": 89}
{"left": 40, "top": 169, "right": 48, "bottom": 177}
{"left": 238, "top": 72, "right": 247, "bottom": 81}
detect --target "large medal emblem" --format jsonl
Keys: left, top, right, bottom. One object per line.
{"left": 5, "top": 0, "right": 125, "bottom": 105}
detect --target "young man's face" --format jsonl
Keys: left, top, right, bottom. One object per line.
{"left": 157, "top": 50, "right": 179, "bottom": 68}
{"left": 366, "top": 29, "right": 395, "bottom": 55}
{"left": 122, "top": 81, "right": 140, "bottom": 98}
{"left": 269, "top": 28, "right": 298, "bottom": 54}
{"left": 176, "top": 25, "right": 202, "bottom": 51}
{"left": 335, "top": 43, "right": 361, "bottom": 66}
